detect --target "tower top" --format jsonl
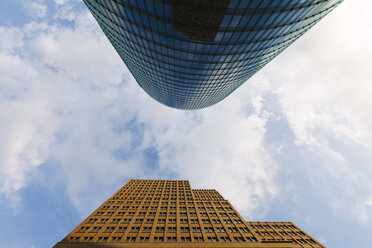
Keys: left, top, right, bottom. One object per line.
{"left": 83, "top": 0, "right": 343, "bottom": 109}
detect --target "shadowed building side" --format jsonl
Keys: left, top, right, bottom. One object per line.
{"left": 172, "top": 0, "right": 230, "bottom": 41}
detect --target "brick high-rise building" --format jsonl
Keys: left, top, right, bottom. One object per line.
{"left": 54, "top": 179, "right": 325, "bottom": 247}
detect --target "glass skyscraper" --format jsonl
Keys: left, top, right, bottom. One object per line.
{"left": 83, "top": 0, "right": 343, "bottom": 109}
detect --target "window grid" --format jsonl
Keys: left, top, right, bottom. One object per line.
{"left": 82, "top": 0, "right": 343, "bottom": 109}
{"left": 59, "top": 179, "right": 325, "bottom": 247}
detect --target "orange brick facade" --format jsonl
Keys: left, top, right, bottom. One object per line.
{"left": 54, "top": 179, "right": 325, "bottom": 247}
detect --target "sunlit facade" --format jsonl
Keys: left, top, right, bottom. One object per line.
{"left": 54, "top": 179, "right": 325, "bottom": 247}
{"left": 83, "top": 0, "right": 343, "bottom": 109}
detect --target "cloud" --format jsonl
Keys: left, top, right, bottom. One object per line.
{"left": 0, "top": 27, "right": 24, "bottom": 53}
{"left": 0, "top": 3, "right": 278, "bottom": 218}
{"left": 25, "top": 1, "right": 48, "bottom": 18}
{"left": 0, "top": 28, "right": 54, "bottom": 207}
{"left": 366, "top": 197, "right": 372, "bottom": 207}
{"left": 133, "top": 87, "right": 278, "bottom": 217}
{"left": 0, "top": 8, "right": 129, "bottom": 207}
{"left": 261, "top": 0, "right": 372, "bottom": 224}
{"left": 271, "top": 0, "right": 372, "bottom": 148}
{"left": 1, "top": 0, "right": 371, "bottom": 231}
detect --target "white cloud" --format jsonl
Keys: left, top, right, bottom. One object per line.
{"left": 0, "top": 5, "right": 278, "bottom": 218}
{"left": 271, "top": 0, "right": 372, "bottom": 148}
{"left": 0, "top": 27, "right": 24, "bottom": 53}
{"left": 25, "top": 1, "right": 48, "bottom": 18}
{"left": 55, "top": 0, "right": 69, "bottom": 5}
{"left": 0, "top": 52, "right": 54, "bottom": 207}
{"left": 53, "top": 0, "right": 81, "bottom": 21}
{"left": 0, "top": 9, "right": 129, "bottom": 207}
{"left": 261, "top": 0, "right": 372, "bottom": 224}
{"left": 134, "top": 88, "right": 278, "bottom": 217}
{"left": 1, "top": 0, "right": 371, "bottom": 230}
{"left": 366, "top": 197, "right": 372, "bottom": 207}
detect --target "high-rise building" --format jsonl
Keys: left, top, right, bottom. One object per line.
{"left": 83, "top": 0, "right": 343, "bottom": 109}
{"left": 54, "top": 179, "right": 325, "bottom": 247}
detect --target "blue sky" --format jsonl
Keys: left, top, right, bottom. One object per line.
{"left": 0, "top": 0, "right": 371, "bottom": 247}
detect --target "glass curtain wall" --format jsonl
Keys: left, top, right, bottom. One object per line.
{"left": 83, "top": 0, "right": 343, "bottom": 109}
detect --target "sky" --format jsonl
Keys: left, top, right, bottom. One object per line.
{"left": 0, "top": 0, "right": 371, "bottom": 247}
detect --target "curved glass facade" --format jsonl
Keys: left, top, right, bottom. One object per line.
{"left": 83, "top": 0, "right": 343, "bottom": 109}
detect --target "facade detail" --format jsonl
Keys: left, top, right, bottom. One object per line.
{"left": 83, "top": 0, "right": 343, "bottom": 109}
{"left": 54, "top": 179, "right": 325, "bottom": 247}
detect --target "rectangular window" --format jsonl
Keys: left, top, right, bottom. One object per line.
{"left": 97, "top": 237, "right": 108, "bottom": 242}
{"left": 221, "top": 236, "right": 231, "bottom": 242}
{"left": 140, "top": 237, "right": 149, "bottom": 242}
{"left": 208, "top": 237, "right": 218, "bottom": 242}
{"left": 194, "top": 236, "right": 204, "bottom": 242}
{"left": 116, "top": 226, "right": 126, "bottom": 233}
{"left": 111, "top": 237, "right": 121, "bottom": 242}
{"left": 234, "top": 237, "right": 245, "bottom": 242}
{"left": 83, "top": 237, "right": 93, "bottom": 242}
{"left": 153, "top": 237, "right": 164, "bottom": 242}
{"left": 104, "top": 227, "right": 115, "bottom": 233}
{"left": 167, "top": 236, "right": 176, "bottom": 242}
{"left": 126, "top": 237, "right": 136, "bottom": 242}
{"left": 181, "top": 237, "right": 191, "bottom": 242}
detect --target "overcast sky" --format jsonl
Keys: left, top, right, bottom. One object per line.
{"left": 0, "top": 0, "right": 371, "bottom": 247}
